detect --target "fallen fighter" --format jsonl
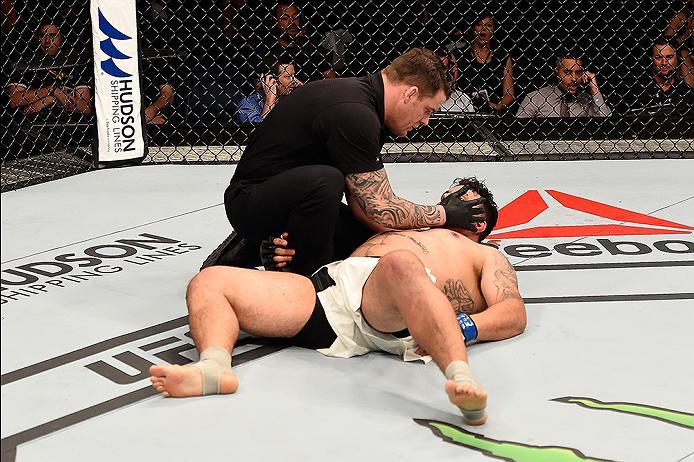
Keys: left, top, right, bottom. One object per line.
{"left": 150, "top": 177, "right": 526, "bottom": 425}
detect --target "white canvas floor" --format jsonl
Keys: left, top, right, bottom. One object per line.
{"left": 2, "top": 160, "right": 693, "bottom": 462}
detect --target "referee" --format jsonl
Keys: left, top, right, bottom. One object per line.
{"left": 204, "top": 48, "right": 487, "bottom": 276}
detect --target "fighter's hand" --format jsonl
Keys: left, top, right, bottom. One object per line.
{"left": 259, "top": 232, "right": 295, "bottom": 271}
{"left": 441, "top": 188, "right": 487, "bottom": 232}
{"left": 583, "top": 71, "right": 599, "bottom": 94}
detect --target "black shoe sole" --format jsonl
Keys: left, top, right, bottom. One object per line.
{"left": 200, "top": 231, "right": 263, "bottom": 270}
{"left": 200, "top": 231, "right": 244, "bottom": 270}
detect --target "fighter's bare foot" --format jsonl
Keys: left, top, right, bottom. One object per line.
{"left": 149, "top": 364, "right": 238, "bottom": 398}
{"left": 445, "top": 380, "right": 488, "bottom": 425}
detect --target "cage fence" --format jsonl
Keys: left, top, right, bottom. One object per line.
{"left": 2, "top": 0, "right": 693, "bottom": 191}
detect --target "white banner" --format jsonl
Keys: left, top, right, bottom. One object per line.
{"left": 91, "top": 0, "right": 146, "bottom": 163}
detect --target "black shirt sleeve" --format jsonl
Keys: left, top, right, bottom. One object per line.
{"left": 314, "top": 102, "right": 384, "bottom": 174}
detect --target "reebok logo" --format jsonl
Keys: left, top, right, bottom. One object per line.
{"left": 489, "top": 190, "right": 692, "bottom": 239}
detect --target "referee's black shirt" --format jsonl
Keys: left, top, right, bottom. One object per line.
{"left": 231, "top": 73, "right": 389, "bottom": 184}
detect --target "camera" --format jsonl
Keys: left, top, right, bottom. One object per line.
{"left": 471, "top": 89, "right": 491, "bottom": 113}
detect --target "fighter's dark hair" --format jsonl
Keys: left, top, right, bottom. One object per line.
{"left": 448, "top": 176, "right": 498, "bottom": 241}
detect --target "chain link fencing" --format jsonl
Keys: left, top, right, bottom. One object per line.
{"left": 2, "top": 0, "right": 693, "bottom": 191}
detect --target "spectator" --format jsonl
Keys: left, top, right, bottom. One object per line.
{"left": 434, "top": 45, "right": 474, "bottom": 112}
{"left": 633, "top": 37, "right": 694, "bottom": 112}
{"left": 55, "top": 0, "right": 90, "bottom": 43}
{"left": 5, "top": 20, "right": 92, "bottom": 118}
{"left": 139, "top": 0, "right": 176, "bottom": 50}
{"left": 235, "top": 56, "right": 303, "bottom": 123}
{"left": 2, "top": 0, "right": 17, "bottom": 34}
{"left": 222, "top": 0, "right": 248, "bottom": 40}
{"left": 257, "top": 2, "right": 336, "bottom": 81}
{"left": 408, "top": 1, "right": 457, "bottom": 49}
{"left": 665, "top": 0, "right": 693, "bottom": 51}
{"left": 457, "top": 13, "right": 515, "bottom": 113}
{"left": 516, "top": 54, "right": 611, "bottom": 118}
{"left": 664, "top": 0, "right": 694, "bottom": 87}
{"left": 141, "top": 54, "right": 176, "bottom": 125}
{"left": 137, "top": 1, "right": 181, "bottom": 125}
{"left": 184, "top": 60, "right": 242, "bottom": 124}
{"left": 142, "top": 79, "right": 175, "bottom": 125}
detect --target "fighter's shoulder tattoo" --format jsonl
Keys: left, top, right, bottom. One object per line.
{"left": 443, "top": 278, "right": 477, "bottom": 314}
{"left": 491, "top": 251, "right": 522, "bottom": 302}
{"left": 401, "top": 234, "right": 429, "bottom": 254}
{"left": 447, "top": 230, "right": 464, "bottom": 240}
{"left": 362, "top": 231, "right": 430, "bottom": 254}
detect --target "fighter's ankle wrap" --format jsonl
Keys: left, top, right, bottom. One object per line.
{"left": 196, "top": 347, "right": 232, "bottom": 395}
{"left": 445, "top": 360, "right": 476, "bottom": 386}
{"left": 456, "top": 313, "right": 478, "bottom": 342}
{"left": 445, "top": 360, "right": 486, "bottom": 422}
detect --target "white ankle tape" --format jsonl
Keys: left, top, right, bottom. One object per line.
{"left": 444, "top": 360, "right": 476, "bottom": 386}
{"left": 461, "top": 408, "right": 487, "bottom": 423}
{"left": 445, "top": 360, "right": 486, "bottom": 422}
{"left": 196, "top": 348, "right": 232, "bottom": 395}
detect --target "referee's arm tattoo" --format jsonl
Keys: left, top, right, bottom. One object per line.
{"left": 345, "top": 169, "right": 443, "bottom": 228}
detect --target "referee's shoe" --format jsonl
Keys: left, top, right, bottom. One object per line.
{"left": 200, "top": 231, "right": 261, "bottom": 270}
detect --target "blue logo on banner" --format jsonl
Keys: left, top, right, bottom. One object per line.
{"left": 98, "top": 9, "right": 132, "bottom": 78}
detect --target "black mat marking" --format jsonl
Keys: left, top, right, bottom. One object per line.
{"left": 515, "top": 261, "right": 694, "bottom": 271}
{"left": 1, "top": 203, "right": 222, "bottom": 264}
{"left": 0, "top": 343, "right": 286, "bottom": 462}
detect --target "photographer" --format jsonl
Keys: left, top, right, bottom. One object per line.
{"left": 516, "top": 54, "right": 611, "bottom": 118}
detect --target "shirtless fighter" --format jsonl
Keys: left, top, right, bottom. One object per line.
{"left": 150, "top": 177, "right": 526, "bottom": 425}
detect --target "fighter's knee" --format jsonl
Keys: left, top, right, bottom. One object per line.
{"left": 187, "top": 267, "right": 225, "bottom": 302}
{"left": 377, "top": 250, "right": 424, "bottom": 277}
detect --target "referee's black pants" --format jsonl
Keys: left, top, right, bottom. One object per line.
{"left": 224, "top": 165, "right": 374, "bottom": 276}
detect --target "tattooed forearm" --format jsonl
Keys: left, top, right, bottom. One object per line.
{"left": 492, "top": 254, "right": 522, "bottom": 302}
{"left": 443, "top": 279, "right": 476, "bottom": 314}
{"left": 346, "top": 170, "right": 442, "bottom": 228}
